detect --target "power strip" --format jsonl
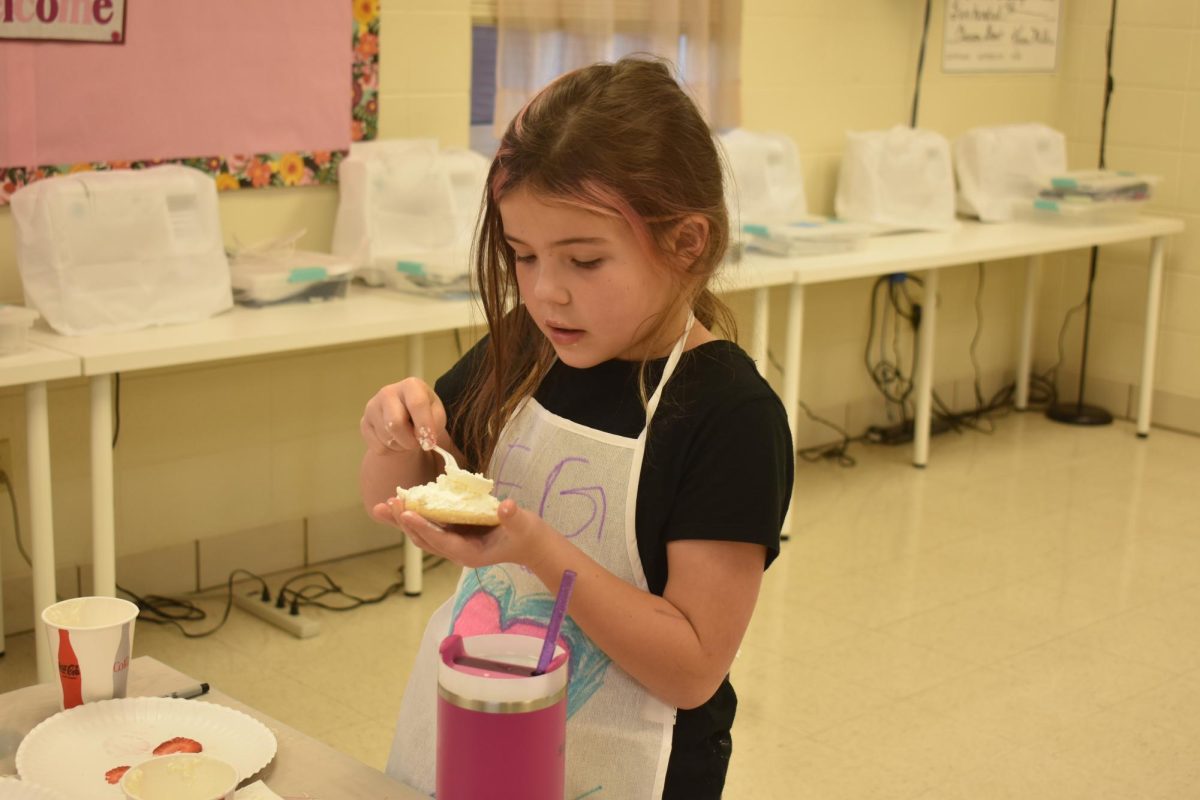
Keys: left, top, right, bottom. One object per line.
{"left": 865, "top": 416, "right": 955, "bottom": 445}
{"left": 232, "top": 592, "right": 321, "bottom": 639}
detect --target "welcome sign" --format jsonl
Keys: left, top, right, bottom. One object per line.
{"left": 1, "top": 0, "right": 127, "bottom": 43}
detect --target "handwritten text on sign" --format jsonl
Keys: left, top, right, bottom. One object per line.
{"left": 943, "top": 0, "right": 1061, "bottom": 73}
{"left": 1, "top": 0, "right": 127, "bottom": 43}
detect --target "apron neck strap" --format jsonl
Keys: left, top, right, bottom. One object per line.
{"left": 644, "top": 312, "right": 696, "bottom": 422}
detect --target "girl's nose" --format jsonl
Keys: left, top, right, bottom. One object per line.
{"left": 532, "top": 264, "right": 570, "bottom": 304}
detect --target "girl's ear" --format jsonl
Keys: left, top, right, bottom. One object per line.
{"left": 669, "top": 215, "right": 710, "bottom": 270}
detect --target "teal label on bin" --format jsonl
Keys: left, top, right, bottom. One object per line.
{"left": 742, "top": 224, "right": 769, "bottom": 237}
{"left": 1049, "top": 177, "right": 1078, "bottom": 189}
{"left": 396, "top": 260, "right": 426, "bottom": 275}
{"left": 1034, "top": 199, "right": 1059, "bottom": 212}
{"left": 287, "top": 267, "right": 328, "bottom": 283}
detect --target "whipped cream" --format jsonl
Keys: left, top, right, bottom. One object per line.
{"left": 398, "top": 469, "right": 500, "bottom": 516}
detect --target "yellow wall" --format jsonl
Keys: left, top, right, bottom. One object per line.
{"left": 0, "top": 0, "right": 1196, "bottom": 609}
{"left": 1046, "top": 1, "right": 1200, "bottom": 427}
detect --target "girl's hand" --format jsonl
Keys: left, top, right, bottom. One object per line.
{"left": 378, "top": 497, "right": 552, "bottom": 570}
{"left": 360, "top": 378, "right": 448, "bottom": 457}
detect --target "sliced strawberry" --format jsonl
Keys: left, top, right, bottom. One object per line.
{"left": 105, "top": 766, "right": 130, "bottom": 784}
{"left": 152, "top": 736, "right": 203, "bottom": 755}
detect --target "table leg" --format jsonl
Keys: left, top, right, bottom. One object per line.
{"left": 404, "top": 335, "right": 425, "bottom": 596}
{"left": 1137, "top": 237, "right": 1166, "bottom": 438}
{"left": 781, "top": 283, "right": 804, "bottom": 536}
{"left": 1015, "top": 255, "right": 1041, "bottom": 411}
{"left": 91, "top": 374, "right": 116, "bottom": 597}
{"left": 913, "top": 269, "right": 939, "bottom": 468}
{"left": 752, "top": 288, "right": 769, "bottom": 378}
{"left": 27, "top": 382, "right": 57, "bottom": 683}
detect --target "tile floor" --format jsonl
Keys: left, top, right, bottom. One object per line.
{"left": 3, "top": 413, "right": 1199, "bottom": 798}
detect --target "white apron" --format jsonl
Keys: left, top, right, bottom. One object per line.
{"left": 388, "top": 319, "right": 695, "bottom": 799}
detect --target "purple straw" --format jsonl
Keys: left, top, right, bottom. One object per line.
{"left": 533, "top": 570, "right": 576, "bottom": 676}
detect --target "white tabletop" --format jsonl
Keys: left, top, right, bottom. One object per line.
{"left": 23, "top": 264, "right": 806, "bottom": 377}
{"left": 28, "top": 217, "right": 1181, "bottom": 378}
{"left": 718, "top": 252, "right": 802, "bottom": 291}
{"left": 27, "top": 288, "right": 483, "bottom": 375}
{"left": 782, "top": 215, "right": 1185, "bottom": 285}
{"left": 0, "top": 343, "right": 80, "bottom": 387}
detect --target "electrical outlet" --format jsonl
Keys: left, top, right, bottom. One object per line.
{"left": 232, "top": 590, "right": 320, "bottom": 639}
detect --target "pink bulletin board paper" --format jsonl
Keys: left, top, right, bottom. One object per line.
{"left": 0, "top": 0, "right": 351, "bottom": 168}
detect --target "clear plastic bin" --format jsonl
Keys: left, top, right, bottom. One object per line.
{"left": 1040, "top": 170, "right": 1158, "bottom": 198}
{"left": 0, "top": 305, "right": 40, "bottom": 355}
{"left": 742, "top": 219, "right": 873, "bottom": 257}
{"left": 230, "top": 251, "right": 353, "bottom": 307}
{"left": 1017, "top": 196, "right": 1151, "bottom": 225}
{"left": 368, "top": 258, "right": 474, "bottom": 299}
{"left": 1020, "top": 169, "right": 1159, "bottom": 225}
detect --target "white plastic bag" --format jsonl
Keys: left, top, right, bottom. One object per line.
{"left": 835, "top": 126, "right": 957, "bottom": 231}
{"left": 332, "top": 140, "right": 490, "bottom": 295}
{"left": 717, "top": 128, "right": 808, "bottom": 228}
{"left": 955, "top": 123, "right": 1067, "bottom": 222}
{"left": 10, "top": 166, "right": 233, "bottom": 335}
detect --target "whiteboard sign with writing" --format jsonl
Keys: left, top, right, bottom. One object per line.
{"left": 1, "top": 0, "right": 126, "bottom": 43}
{"left": 943, "top": 0, "right": 1061, "bottom": 73}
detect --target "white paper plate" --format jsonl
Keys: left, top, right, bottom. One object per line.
{"left": 16, "top": 697, "right": 277, "bottom": 800}
{"left": 0, "top": 777, "right": 69, "bottom": 800}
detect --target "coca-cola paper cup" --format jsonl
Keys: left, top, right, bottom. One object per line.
{"left": 41, "top": 596, "right": 138, "bottom": 710}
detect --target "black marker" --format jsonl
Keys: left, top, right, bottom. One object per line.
{"left": 164, "top": 682, "right": 210, "bottom": 700}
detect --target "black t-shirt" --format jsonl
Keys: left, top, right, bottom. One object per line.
{"left": 435, "top": 337, "right": 792, "bottom": 795}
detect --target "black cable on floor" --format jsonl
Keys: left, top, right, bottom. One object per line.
{"left": 118, "top": 568, "right": 271, "bottom": 639}
{"left": 865, "top": 274, "right": 924, "bottom": 424}
{"left": 278, "top": 554, "right": 447, "bottom": 613}
{"left": 796, "top": 401, "right": 861, "bottom": 468}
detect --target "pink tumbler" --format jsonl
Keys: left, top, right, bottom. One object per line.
{"left": 437, "top": 633, "right": 569, "bottom": 800}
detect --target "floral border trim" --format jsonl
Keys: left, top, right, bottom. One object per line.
{"left": 352, "top": 0, "right": 380, "bottom": 143}
{"left": 0, "top": 0, "right": 378, "bottom": 205}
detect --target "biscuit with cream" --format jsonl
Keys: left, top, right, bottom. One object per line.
{"left": 397, "top": 469, "right": 500, "bottom": 527}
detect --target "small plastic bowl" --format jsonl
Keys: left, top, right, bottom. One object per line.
{"left": 0, "top": 305, "right": 39, "bottom": 356}
{"left": 119, "top": 753, "right": 239, "bottom": 800}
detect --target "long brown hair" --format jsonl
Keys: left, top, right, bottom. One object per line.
{"left": 458, "top": 56, "right": 737, "bottom": 472}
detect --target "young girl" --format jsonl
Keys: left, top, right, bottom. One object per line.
{"left": 360, "top": 57, "right": 792, "bottom": 799}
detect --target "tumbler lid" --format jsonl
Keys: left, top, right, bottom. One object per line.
{"left": 438, "top": 633, "right": 568, "bottom": 709}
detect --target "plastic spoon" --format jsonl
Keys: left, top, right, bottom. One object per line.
{"left": 534, "top": 570, "right": 577, "bottom": 676}
{"left": 416, "top": 426, "right": 493, "bottom": 496}
{"left": 418, "top": 426, "right": 461, "bottom": 471}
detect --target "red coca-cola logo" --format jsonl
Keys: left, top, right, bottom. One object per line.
{"left": 59, "top": 663, "right": 80, "bottom": 679}
{"left": 113, "top": 657, "right": 129, "bottom": 673}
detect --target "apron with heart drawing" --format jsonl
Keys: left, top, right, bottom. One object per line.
{"left": 387, "top": 319, "right": 695, "bottom": 799}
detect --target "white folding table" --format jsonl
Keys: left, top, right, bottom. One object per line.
{"left": 28, "top": 291, "right": 478, "bottom": 613}
{"left": 22, "top": 264, "right": 802, "bottom": 615}
{"left": 763, "top": 215, "right": 1184, "bottom": 467}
